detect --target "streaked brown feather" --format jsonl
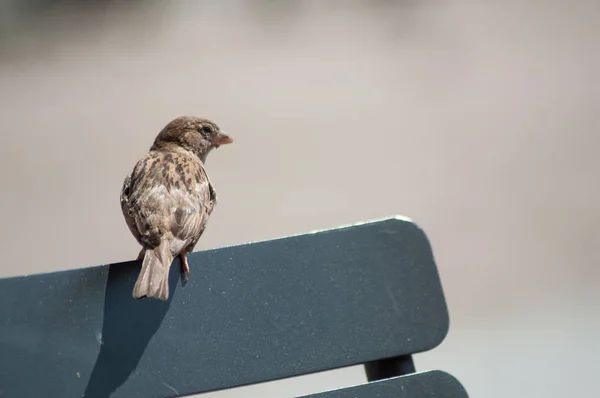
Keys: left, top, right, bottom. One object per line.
{"left": 121, "top": 148, "right": 216, "bottom": 255}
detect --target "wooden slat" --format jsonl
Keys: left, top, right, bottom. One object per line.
{"left": 0, "top": 217, "right": 449, "bottom": 398}
{"left": 298, "top": 371, "right": 468, "bottom": 398}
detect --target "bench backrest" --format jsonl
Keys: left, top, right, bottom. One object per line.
{"left": 0, "top": 216, "right": 467, "bottom": 397}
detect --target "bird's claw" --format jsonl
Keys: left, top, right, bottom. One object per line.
{"left": 180, "top": 253, "right": 190, "bottom": 281}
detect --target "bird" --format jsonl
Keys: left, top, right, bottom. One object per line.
{"left": 120, "top": 116, "right": 233, "bottom": 301}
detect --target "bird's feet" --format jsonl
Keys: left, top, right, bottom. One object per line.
{"left": 179, "top": 252, "right": 190, "bottom": 281}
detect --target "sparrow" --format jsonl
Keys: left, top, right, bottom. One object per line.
{"left": 120, "top": 116, "right": 233, "bottom": 301}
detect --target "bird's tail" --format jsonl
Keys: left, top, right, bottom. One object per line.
{"left": 133, "top": 241, "right": 173, "bottom": 301}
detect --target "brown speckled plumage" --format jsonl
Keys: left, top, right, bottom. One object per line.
{"left": 120, "top": 116, "right": 233, "bottom": 300}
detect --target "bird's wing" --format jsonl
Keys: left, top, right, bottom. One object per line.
{"left": 120, "top": 172, "right": 143, "bottom": 244}
{"left": 124, "top": 151, "right": 214, "bottom": 252}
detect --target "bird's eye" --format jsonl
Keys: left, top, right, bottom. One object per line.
{"left": 200, "top": 126, "right": 213, "bottom": 135}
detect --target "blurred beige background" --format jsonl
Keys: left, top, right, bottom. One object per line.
{"left": 1, "top": 1, "right": 599, "bottom": 397}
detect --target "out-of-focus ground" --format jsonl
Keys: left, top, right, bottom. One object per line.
{"left": 0, "top": 1, "right": 598, "bottom": 397}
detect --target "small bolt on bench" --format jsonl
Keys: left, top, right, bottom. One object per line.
{"left": 0, "top": 216, "right": 468, "bottom": 397}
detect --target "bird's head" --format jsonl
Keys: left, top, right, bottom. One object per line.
{"left": 151, "top": 116, "right": 233, "bottom": 162}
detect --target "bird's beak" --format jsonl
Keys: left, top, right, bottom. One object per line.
{"left": 213, "top": 131, "right": 233, "bottom": 145}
